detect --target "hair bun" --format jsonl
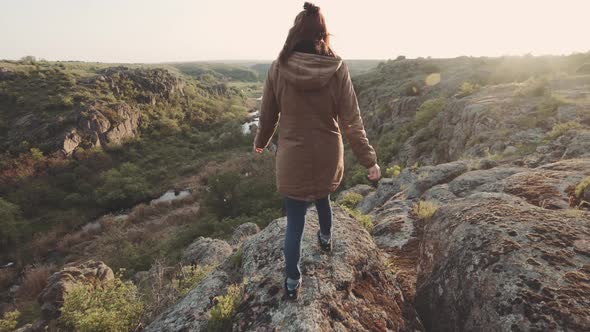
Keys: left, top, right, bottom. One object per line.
{"left": 303, "top": 2, "right": 320, "bottom": 14}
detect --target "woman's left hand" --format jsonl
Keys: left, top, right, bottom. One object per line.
{"left": 253, "top": 145, "right": 263, "bottom": 154}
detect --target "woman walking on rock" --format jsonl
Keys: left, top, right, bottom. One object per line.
{"left": 254, "top": 2, "right": 380, "bottom": 299}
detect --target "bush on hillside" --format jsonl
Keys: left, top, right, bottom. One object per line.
{"left": 341, "top": 205, "right": 373, "bottom": 232}
{"left": 204, "top": 154, "right": 280, "bottom": 219}
{"left": 414, "top": 98, "right": 447, "bottom": 129}
{"left": 0, "top": 310, "right": 19, "bottom": 332}
{"left": 59, "top": 277, "right": 143, "bottom": 332}
{"left": 458, "top": 82, "right": 480, "bottom": 96}
{"left": 207, "top": 283, "right": 243, "bottom": 332}
{"left": 96, "top": 162, "right": 153, "bottom": 210}
{"left": 514, "top": 77, "right": 549, "bottom": 97}
{"left": 338, "top": 192, "right": 363, "bottom": 209}
{"left": 172, "top": 265, "right": 213, "bottom": 297}
{"left": 546, "top": 121, "right": 583, "bottom": 140}
{"left": 412, "top": 200, "right": 439, "bottom": 220}
{"left": 385, "top": 165, "right": 402, "bottom": 177}
{"left": 575, "top": 176, "right": 590, "bottom": 198}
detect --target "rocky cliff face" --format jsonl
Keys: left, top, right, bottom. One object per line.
{"left": 1, "top": 64, "right": 190, "bottom": 156}
{"left": 60, "top": 67, "right": 186, "bottom": 155}
{"left": 395, "top": 78, "right": 590, "bottom": 167}
{"left": 416, "top": 193, "right": 590, "bottom": 331}
{"left": 62, "top": 102, "right": 140, "bottom": 155}
{"left": 355, "top": 156, "right": 590, "bottom": 332}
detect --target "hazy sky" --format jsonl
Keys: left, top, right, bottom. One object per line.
{"left": 1, "top": 0, "right": 589, "bottom": 62}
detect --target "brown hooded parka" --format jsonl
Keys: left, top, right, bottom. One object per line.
{"left": 254, "top": 52, "right": 376, "bottom": 201}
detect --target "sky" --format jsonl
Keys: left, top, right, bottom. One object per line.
{"left": 1, "top": 0, "right": 589, "bottom": 63}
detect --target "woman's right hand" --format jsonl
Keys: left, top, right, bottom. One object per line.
{"left": 368, "top": 164, "right": 381, "bottom": 181}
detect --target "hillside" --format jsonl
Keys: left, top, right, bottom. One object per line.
{"left": 2, "top": 54, "right": 590, "bottom": 331}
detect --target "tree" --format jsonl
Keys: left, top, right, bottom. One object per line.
{"left": 96, "top": 163, "right": 152, "bottom": 210}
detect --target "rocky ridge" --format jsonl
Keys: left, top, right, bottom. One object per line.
{"left": 356, "top": 155, "right": 590, "bottom": 331}
{"left": 146, "top": 207, "right": 423, "bottom": 331}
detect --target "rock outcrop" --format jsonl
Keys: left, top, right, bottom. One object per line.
{"left": 147, "top": 206, "right": 423, "bottom": 331}
{"left": 63, "top": 102, "right": 140, "bottom": 155}
{"left": 37, "top": 260, "right": 114, "bottom": 320}
{"left": 181, "top": 237, "right": 233, "bottom": 266}
{"left": 416, "top": 193, "right": 590, "bottom": 331}
{"left": 354, "top": 156, "right": 590, "bottom": 332}
{"left": 230, "top": 222, "right": 260, "bottom": 245}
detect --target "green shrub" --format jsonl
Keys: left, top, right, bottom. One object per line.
{"left": 458, "top": 82, "right": 480, "bottom": 96}
{"left": 514, "top": 77, "right": 549, "bottom": 97}
{"left": 228, "top": 249, "right": 243, "bottom": 270}
{"left": 412, "top": 201, "right": 439, "bottom": 220}
{"left": 172, "top": 265, "right": 213, "bottom": 297}
{"left": 575, "top": 177, "right": 590, "bottom": 198}
{"left": 546, "top": 121, "right": 582, "bottom": 140}
{"left": 414, "top": 98, "right": 447, "bottom": 129}
{"left": 0, "top": 310, "right": 19, "bottom": 332}
{"left": 96, "top": 162, "right": 153, "bottom": 210}
{"left": 385, "top": 165, "right": 402, "bottom": 178}
{"left": 59, "top": 277, "right": 143, "bottom": 332}
{"left": 341, "top": 205, "right": 373, "bottom": 232}
{"left": 375, "top": 124, "right": 414, "bottom": 165}
{"left": 207, "top": 283, "right": 243, "bottom": 332}
{"left": 338, "top": 192, "right": 363, "bottom": 209}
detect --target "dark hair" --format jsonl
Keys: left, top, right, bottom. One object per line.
{"left": 278, "top": 2, "right": 335, "bottom": 64}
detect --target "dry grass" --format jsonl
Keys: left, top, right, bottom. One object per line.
{"left": 56, "top": 232, "right": 88, "bottom": 253}
{"left": 29, "top": 231, "right": 58, "bottom": 259}
{"left": 15, "top": 264, "right": 56, "bottom": 301}
{"left": 412, "top": 200, "right": 440, "bottom": 220}
{"left": 127, "top": 195, "right": 196, "bottom": 224}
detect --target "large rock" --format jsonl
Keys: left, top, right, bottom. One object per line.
{"left": 403, "top": 161, "right": 469, "bottom": 199}
{"left": 230, "top": 222, "right": 260, "bottom": 245}
{"left": 63, "top": 102, "right": 140, "bottom": 155}
{"left": 416, "top": 193, "right": 590, "bottom": 331}
{"left": 181, "top": 237, "right": 233, "bottom": 266}
{"left": 447, "top": 167, "right": 527, "bottom": 197}
{"left": 147, "top": 206, "right": 423, "bottom": 331}
{"left": 525, "top": 130, "right": 590, "bottom": 167}
{"left": 37, "top": 260, "right": 114, "bottom": 320}
{"left": 483, "top": 169, "right": 585, "bottom": 209}
{"left": 359, "top": 161, "right": 469, "bottom": 214}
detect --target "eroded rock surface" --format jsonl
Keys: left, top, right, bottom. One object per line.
{"left": 147, "top": 207, "right": 423, "bottom": 331}
{"left": 230, "top": 222, "right": 261, "bottom": 246}
{"left": 416, "top": 194, "right": 590, "bottom": 331}
{"left": 181, "top": 237, "right": 233, "bottom": 266}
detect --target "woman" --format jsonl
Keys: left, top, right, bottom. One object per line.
{"left": 253, "top": 2, "right": 380, "bottom": 300}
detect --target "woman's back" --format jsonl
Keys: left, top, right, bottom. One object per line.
{"left": 255, "top": 51, "right": 376, "bottom": 201}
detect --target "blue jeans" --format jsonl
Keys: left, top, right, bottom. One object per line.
{"left": 283, "top": 195, "right": 333, "bottom": 280}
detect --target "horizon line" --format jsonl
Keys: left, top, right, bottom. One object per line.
{"left": 2, "top": 50, "right": 590, "bottom": 65}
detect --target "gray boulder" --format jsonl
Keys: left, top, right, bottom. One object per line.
{"left": 38, "top": 260, "right": 114, "bottom": 320}
{"left": 230, "top": 222, "right": 260, "bottom": 245}
{"left": 416, "top": 193, "right": 590, "bottom": 331}
{"left": 447, "top": 167, "right": 527, "bottom": 197}
{"left": 181, "top": 237, "right": 233, "bottom": 266}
